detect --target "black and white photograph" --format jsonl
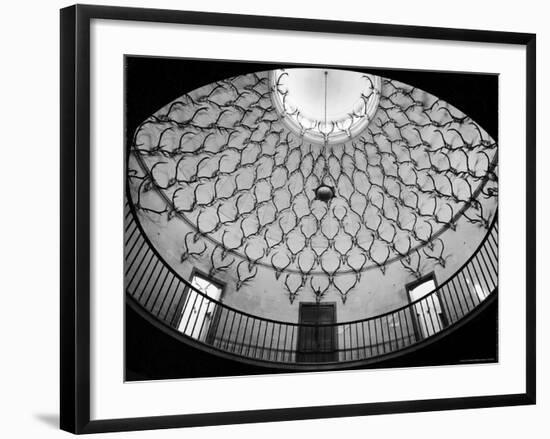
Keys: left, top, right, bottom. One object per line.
{"left": 124, "top": 57, "right": 499, "bottom": 380}
{"left": 1, "top": 0, "right": 544, "bottom": 437}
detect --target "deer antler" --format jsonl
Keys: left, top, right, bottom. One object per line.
{"left": 310, "top": 277, "right": 330, "bottom": 304}
{"left": 270, "top": 252, "right": 291, "bottom": 280}
{"left": 235, "top": 260, "right": 258, "bottom": 291}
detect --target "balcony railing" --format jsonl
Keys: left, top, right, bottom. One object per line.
{"left": 125, "top": 199, "right": 497, "bottom": 369}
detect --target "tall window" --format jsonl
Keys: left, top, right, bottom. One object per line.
{"left": 177, "top": 272, "right": 223, "bottom": 343}
{"left": 407, "top": 274, "right": 448, "bottom": 340}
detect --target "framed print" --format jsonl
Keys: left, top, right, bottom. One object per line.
{"left": 60, "top": 4, "right": 536, "bottom": 434}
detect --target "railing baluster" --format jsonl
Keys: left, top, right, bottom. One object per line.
{"left": 374, "top": 319, "right": 381, "bottom": 355}
{"left": 127, "top": 248, "right": 152, "bottom": 289}
{"left": 191, "top": 295, "right": 207, "bottom": 339}
{"left": 342, "top": 326, "right": 348, "bottom": 359}
{"left": 218, "top": 307, "right": 230, "bottom": 350}
{"left": 125, "top": 237, "right": 146, "bottom": 271}
{"left": 480, "top": 245, "right": 497, "bottom": 287}
{"left": 366, "top": 319, "right": 372, "bottom": 357}
{"left": 268, "top": 322, "right": 276, "bottom": 361}
{"left": 423, "top": 296, "right": 435, "bottom": 336}
{"left": 167, "top": 282, "right": 186, "bottom": 326}
{"left": 455, "top": 274, "right": 469, "bottom": 317}
{"left": 360, "top": 321, "right": 367, "bottom": 359}
{"left": 481, "top": 245, "right": 495, "bottom": 287}
{"left": 157, "top": 274, "right": 176, "bottom": 318}
{"left": 124, "top": 224, "right": 139, "bottom": 247}
{"left": 353, "top": 323, "right": 360, "bottom": 359}
{"left": 148, "top": 268, "right": 170, "bottom": 313}
{"left": 410, "top": 303, "right": 421, "bottom": 342}
{"left": 488, "top": 231, "right": 499, "bottom": 262}
{"left": 396, "top": 311, "right": 404, "bottom": 349}
{"left": 125, "top": 202, "right": 498, "bottom": 367}
{"left": 444, "top": 282, "right": 456, "bottom": 324}
{"left": 225, "top": 309, "right": 236, "bottom": 351}
{"left": 136, "top": 255, "right": 160, "bottom": 302}
{"left": 246, "top": 318, "right": 256, "bottom": 358}
{"left": 473, "top": 255, "right": 490, "bottom": 299}
{"left": 140, "top": 258, "right": 162, "bottom": 302}
{"left": 166, "top": 281, "right": 182, "bottom": 325}
{"left": 276, "top": 323, "right": 283, "bottom": 362}
{"left": 289, "top": 324, "right": 296, "bottom": 363}
{"left": 460, "top": 270, "right": 475, "bottom": 311}
{"left": 182, "top": 288, "right": 199, "bottom": 335}
{"left": 261, "top": 321, "right": 268, "bottom": 360}
{"left": 403, "top": 309, "right": 413, "bottom": 346}
{"left": 143, "top": 265, "right": 165, "bottom": 307}
{"left": 392, "top": 315, "right": 398, "bottom": 350}
{"left": 465, "top": 263, "right": 481, "bottom": 306}
{"left": 402, "top": 308, "right": 412, "bottom": 345}
{"left": 239, "top": 315, "right": 249, "bottom": 355}
{"left": 450, "top": 277, "right": 465, "bottom": 320}
{"left": 256, "top": 320, "right": 263, "bottom": 360}
{"left": 385, "top": 316, "right": 392, "bottom": 352}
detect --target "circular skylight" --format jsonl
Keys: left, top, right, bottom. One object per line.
{"left": 128, "top": 69, "right": 498, "bottom": 305}
{"left": 270, "top": 68, "right": 381, "bottom": 144}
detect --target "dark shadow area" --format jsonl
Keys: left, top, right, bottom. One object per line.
{"left": 126, "top": 295, "right": 497, "bottom": 381}
{"left": 378, "top": 295, "right": 498, "bottom": 369}
{"left": 126, "top": 56, "right": 498, "bottom": 152}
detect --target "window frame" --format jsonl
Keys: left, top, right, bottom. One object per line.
{"left": 405, "top": 272, "right": 449, "bottom": 340}
{"left": 174, "top": 268, "right": 227, "bottom": 340}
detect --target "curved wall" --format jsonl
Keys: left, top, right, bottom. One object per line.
{"left": 130, "top": 196, "right": 493, "bottom": 322}
{"left": 127, "top": 68, "right": 497, "bottom": 323}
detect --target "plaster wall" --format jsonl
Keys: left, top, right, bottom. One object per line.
{"left": 131, "top": 188, "right": 494, "bottom": 323}
{"left": 126, "top": 69, "right": 498, "bottom": 324}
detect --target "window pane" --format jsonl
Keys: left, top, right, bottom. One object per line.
{"left": 178, "top": 274, "right": 222, "bottom": 341}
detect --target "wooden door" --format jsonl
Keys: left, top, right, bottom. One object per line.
{"left": 297, "top": 303, "right": 337, "bottom": 362}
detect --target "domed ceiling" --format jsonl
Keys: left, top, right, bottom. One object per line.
{"left": 128, "top": 68, "right": 498, "bottom": 304}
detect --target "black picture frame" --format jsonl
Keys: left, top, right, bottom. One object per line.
{"left": 60, "top": 4, "right": 536, "bottom": 434}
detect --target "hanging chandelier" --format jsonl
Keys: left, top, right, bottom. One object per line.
{"left": 314, "top": 71, "right": 336, "bottom": 203}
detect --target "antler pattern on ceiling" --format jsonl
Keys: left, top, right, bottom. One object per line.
{"left": 127, "top": 70, "right": 497, "bottom": 304}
